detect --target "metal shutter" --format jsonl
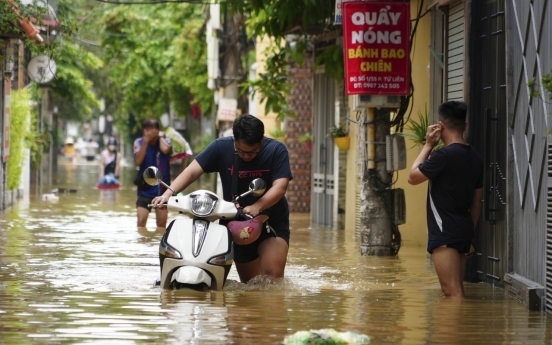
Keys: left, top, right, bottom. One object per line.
{"left": 446, "top": 2, "right": 465, "bottom": 101}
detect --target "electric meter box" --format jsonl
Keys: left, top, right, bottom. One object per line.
{"left": 352, "top": 94, "right": 401, "bottom": 110}
{"left": 391, "top": 188, "right": 406, "bottom": 225}
{"left": 386, "top": 134, "right": 407, "bottom": 172}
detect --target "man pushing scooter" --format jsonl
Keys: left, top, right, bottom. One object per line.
{"left": 152, "top": 115, "right": 293, "bottom": 283}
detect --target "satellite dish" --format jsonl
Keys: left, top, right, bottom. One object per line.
{"left": 27, "top": 55, "right": 57, "bottom": 84}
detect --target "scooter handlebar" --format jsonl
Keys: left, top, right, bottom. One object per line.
{"left": 148, "top": 203, "right": 167, "bottom": 208}
{"left": 236, "top": 207, "right": 253, "bottom": 220}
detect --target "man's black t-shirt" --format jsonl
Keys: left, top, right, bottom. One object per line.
{"left": 195, "top": 136, "right": 293, "bottom": 230}
{"left": 418, "top": 143, "right": 484, "bottom": 243}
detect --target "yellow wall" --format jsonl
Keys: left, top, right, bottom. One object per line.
{"left": 254, "top": 37, "right": 280, "bottom": 136}
{"left": 345, "top": 0, "right": 431, "bottom": 248}
{"left": 345, "top": 119, "right": 359, "bottom": 235}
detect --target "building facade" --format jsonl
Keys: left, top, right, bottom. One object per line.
{"left": 425, "top": 0, "right": 552, "bottom": 311}
{"left": 1, "top": 39, "right": 34, "bottom": 210}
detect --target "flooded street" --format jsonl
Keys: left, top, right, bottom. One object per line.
{"left": 1, "top": 160, "right": 552, "bottom": 344}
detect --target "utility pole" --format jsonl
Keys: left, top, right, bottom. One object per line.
{"left": 359, "top": 108, "right": 393, "bottom": 256}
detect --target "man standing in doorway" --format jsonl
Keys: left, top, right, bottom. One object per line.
{"left": 134, "top": 118, "right": 172, "bottom": 230}
{"left": 408, "top": 101, "right": 484, "bottom": 298}
{"left": 151, "top": 115, "right": 293, "bottom": 283}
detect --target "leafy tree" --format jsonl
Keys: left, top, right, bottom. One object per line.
{"left": 100, "top": 3, "right": 213, "bottom": 138}
{"left": 49, "top": 40, "right": 103, "bottom": 121}
{"left": 231, "top": 0, "right": 341, "bottom": 121}
{"left": 0, "top": 0, "right": 48, "bottom": 55}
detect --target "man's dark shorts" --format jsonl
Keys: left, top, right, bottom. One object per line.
{"left": 233, "top": 222, "right": 290, "bottom": 264}
{"left": 427, "top": 240, "right": 475, "bottom": 255}
{"left": 136, "top": 195, "right": 155, "bottom": 212}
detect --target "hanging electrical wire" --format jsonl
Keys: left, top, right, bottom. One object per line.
{"left": 392, "top": 0, "right": 426, "bottom": 132}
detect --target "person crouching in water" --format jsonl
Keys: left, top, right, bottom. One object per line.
{"left": 98, "top": 137, "right": 121, "bottom": 188}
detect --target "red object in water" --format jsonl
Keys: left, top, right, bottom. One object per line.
{"left": 97, "top": 183, "right": 120, "bottom": 190}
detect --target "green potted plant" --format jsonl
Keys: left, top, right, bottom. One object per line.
{"left": 269, "top": 127, "right": 287, "bottom": 144}
{"left": 298, "top": 132, "right": 313, "bottom": 151}
{"left": 397, "top": 105, "right": 444, "bottom": 150}
{"left": 328, "top": 125, "right": 350, "bottom": 150}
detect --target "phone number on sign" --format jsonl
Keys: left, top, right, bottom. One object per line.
{"left": 351, "top": 82, "right": 401, "bottom": 89}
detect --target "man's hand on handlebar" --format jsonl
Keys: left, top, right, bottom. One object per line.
{"left": 151, "top": 194, "right": 170, "bottom": 208}
{"left": 243, "top": 204, "right": 262, "bottom": 217}
{"left": 242, "top": 204, "right": 269, "bottom": 223}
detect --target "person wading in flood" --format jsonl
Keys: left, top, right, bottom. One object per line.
{"left": 151, "top": 115, "right": 293, "bottom": 283}
{"left": 407, "top": 101, "right": 484, "bottom": 298}
{"left": 98, "top": 137, "right": 121, "bottom": 187}
{"left": 134, "top": 118, "right": 172, "bottom": 230}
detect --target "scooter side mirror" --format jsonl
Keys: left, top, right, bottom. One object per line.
{"left": 143, "top": 166, "right": 162, "bottom": 186}
{"left": 249, "top": 179, "right": 266, "bottom": 197}
{"left": 143, "top": 166, "right": 178, "bottom": 195}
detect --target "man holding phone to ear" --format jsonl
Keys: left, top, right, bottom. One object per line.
{"left": 408, "top": 101, "right": 484, "bottom": 298}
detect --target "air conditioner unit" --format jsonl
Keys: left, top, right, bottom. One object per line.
{"left": 391, "top": 188, "right": 406, "bottom": 225}
{"left": 352, "top": 94, "right": 401, "bottom": 110}
{"left": 386, "top": 134, "right": 407, "bottom": 172}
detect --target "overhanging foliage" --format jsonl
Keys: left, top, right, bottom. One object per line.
{"left": 232, "top": 0, "right": 341, "bottom": 121}
{"left": 7, "top": 89, "right": 31, "bottom": 190}
{"left": 101, "top": 4, "right": 213, "bottom": 135}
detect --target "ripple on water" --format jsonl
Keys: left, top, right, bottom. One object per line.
{"left": 2, "top": 163, "right": 552, "bottom": 344}
{"left": 224, "top": 275, "right": 302, "bottom": 292}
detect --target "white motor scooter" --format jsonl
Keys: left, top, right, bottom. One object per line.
{"left": 142, "top": 166, "right": 266, "bottom": 291}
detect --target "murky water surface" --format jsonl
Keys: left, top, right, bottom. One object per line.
{"left": 1, "top": 160, "right": 552, "bottom": 344}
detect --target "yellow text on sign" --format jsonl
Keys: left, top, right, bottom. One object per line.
{"left": 348, "top": 47, "right": 406, "bottom": 59}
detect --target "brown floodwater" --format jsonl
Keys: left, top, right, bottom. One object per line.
{"left": 1, "top": 159, "right": 552, "bottom": 344}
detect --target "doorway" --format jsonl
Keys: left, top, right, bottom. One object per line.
{"left": 470, "top": 0, "right": 507, "bottom": 287}
{"left": 311, "top": 72, "right": 336, "bottom": 227}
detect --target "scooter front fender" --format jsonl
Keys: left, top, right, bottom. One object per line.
{"left": 161, "top": 259, "right": 226, "bottom": 290}
{"left": 171, "top": 266, "right": 212, "bottom": 287}
{"left": 160, "top": 219, "right": 232, "bottom": 290}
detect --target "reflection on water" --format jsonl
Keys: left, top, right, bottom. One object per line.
{"left": 1, "top": 160, "right": 552, "bottom": 344}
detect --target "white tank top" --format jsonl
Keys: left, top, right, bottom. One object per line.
{"left": 102, "top": 150, "right": 116, "bottom": 165}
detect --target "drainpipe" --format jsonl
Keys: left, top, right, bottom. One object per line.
{"left": 7, "top": 0, "right": 44, "bottom": 44}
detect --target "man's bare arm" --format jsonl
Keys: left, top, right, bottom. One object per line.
{"left": 408, "top": 124, "right": 442, "bottom": 185}
{"left": 243, "top": 178, "right": 290, "bottom": 217}
{"left": 470, "top": 188, "right": 483, "bottom": 229}
{"left": 134, "top": 142, "right": 148, "bottom": 165}
{"left": 408, "top": 144, "right": 433, "bottom": 185}
{"left": 159, "top": 136, "right": 171, "bottom": 154}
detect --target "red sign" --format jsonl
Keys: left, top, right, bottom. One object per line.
{"left": 343, "top": 1, "right": 410, "bottom": 95}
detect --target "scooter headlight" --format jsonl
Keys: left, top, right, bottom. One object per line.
{"left": 189, "top": 192, "right": 218, "bottom": 216}
{"left": 160, "top": 239, "right": 182, "bottom": 259}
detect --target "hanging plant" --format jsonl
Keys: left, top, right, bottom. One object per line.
{"left": 328, "top": 125, "right": 350, "bottom": 150}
